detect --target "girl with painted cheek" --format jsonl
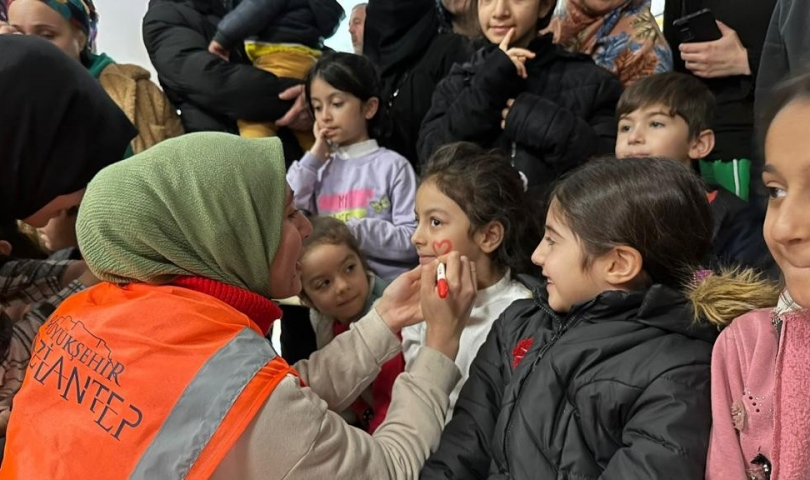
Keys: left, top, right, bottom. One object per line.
{"left": 706, "top": 73, "right": 810, "bottom": 480}
{"left": 406, "top": 142, "right": 537, "bottom": 420}
{"left": 299, "top": 216, "right": 404, "bottom": 434}
{"left": 421, "top": 156, "right": 776, "bottom": 479}
{"left": 287, "top": 52, "right": 418, "bottom": 282}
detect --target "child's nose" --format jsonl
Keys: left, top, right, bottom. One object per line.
{"left": 530, "top": 242, "right": 546, "bottom": 267}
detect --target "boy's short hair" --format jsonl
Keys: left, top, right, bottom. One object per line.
{"left": 617, "top": 72, "right": 716, "bottom": 139}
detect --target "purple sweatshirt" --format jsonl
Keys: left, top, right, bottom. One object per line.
{"left": 286, "top": 140, "right": 418, "bottom": 280}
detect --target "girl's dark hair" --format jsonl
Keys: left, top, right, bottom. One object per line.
{"left": 422, "top": 142, "right": 540, "bottom": 277}
{"left": 0, "top": 221, "right": 47, "bottom": 260}
{"left": 550, "top": 157, "right": 713, "bottom": 288}
{"left": 302, "top": 216, "right": 371, "bottom": 274}
{"left": 760, "top": 72, "right": 810, "bottom": 148}
{"left": 305, "top": 52, "right": 386, "bottom": 139}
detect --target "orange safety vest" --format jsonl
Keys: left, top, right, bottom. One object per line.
{"left": 0, "top": 281, "right": 295, "bottom": 479}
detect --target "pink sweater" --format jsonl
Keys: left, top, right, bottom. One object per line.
{"left": 706, "top": 307, "right": 810, "bottom": 480}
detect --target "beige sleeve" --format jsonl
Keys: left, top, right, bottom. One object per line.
{"left": 212, "top": 347, "right": 460, "bottom": 480}
{"left": 293, "top": 309, "right": 402, "bottom": 412}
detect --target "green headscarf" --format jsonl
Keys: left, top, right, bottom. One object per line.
{"left": 76, "top": 132, "right": 288, "bottom": 297}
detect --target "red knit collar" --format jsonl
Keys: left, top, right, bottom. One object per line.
{"left": 172, "top": 277, "right": 282, "bottom": 335}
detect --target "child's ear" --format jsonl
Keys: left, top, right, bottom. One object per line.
{"left": 0, "top": 241, "right": 12, "bottom": 257}
{"left": 363, "top": 97, "right": 380, "bottom": 120}
{"left": 688, "top": 129, "right": 715, "bottom": 161}
{"left": 601, "top": 245, "right": 644, "bottom": 287}
{"left": 475, "top": 221, "right": 505, "bottom": 255}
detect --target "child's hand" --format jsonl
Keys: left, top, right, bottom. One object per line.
{"left": 208, "top": 40, "right": 230, "bottom": 61}
{"left": 0, "top": 22, "right": 20, "bottom": 35}
{"left": 376, "top": 265, "right": 424, "bottom": 332}
{"left": 310, "top": 122, "right": 332, "bottom": 162}
{"left": 501, "top": 98, "right": 515, "bottom": 130}
{"left": 499, "top": 28, "right": 535, "bottom": 79}
{"left": 420, "top": 253, "right": 477, "bottom": 361}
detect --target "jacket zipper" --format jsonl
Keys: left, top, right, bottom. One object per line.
{"left": 502, "top": 303, "right": 584, "bottom": 475}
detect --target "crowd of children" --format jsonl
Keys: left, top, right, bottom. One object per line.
{"left": 0, "top": 0, "right": 809, "bottom": 477}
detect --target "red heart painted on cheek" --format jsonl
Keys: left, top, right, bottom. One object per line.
{"left": 432, "top": 239, "right": 453, "bottom": 256}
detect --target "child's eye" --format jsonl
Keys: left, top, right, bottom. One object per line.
{"left": 430, "top": 218, "right": 442, "bottom": 227}
{"left": 288, "top": 208, "right": 301, "bottom": 220}
{"left": 316, "top": 279, "right": 330, "bottom": 290}
{"left": 313, "top": 105, "right": 322, "bottom": 112}
{"left": 650, "top": 121, "right": 665, "bottom": 128}
{"left": 767, "top": 186, "right": 786, "bottom": 200}
{"left": 345, "top": 263, "right": 355, "bottom": 273}
{"left": 619, "top": 124, "right": 631, "bottom": 133}
{"left": 332, "top": 102, "right": 344, "bottom": 108}
{"left": 544, "top": 236, "right": 555, "bottom": 246}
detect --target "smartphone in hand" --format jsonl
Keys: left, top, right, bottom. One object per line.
{"left": 673, "top": 9, "right": 722, "bottom": 43}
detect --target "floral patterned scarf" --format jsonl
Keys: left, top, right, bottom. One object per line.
{"left": 546, "top": 0, "right": 672, "bottom": 86}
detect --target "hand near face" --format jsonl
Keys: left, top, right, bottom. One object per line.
{"left": 420, "top": 252, "right": 477, "bottom": 360}
{"left": 310, "top": 121, "right": 331, "bottom": 162}
{"left": 501, "top": 98, "right": 515, "bottom": 130}
{"left": 0, "top": 22, "right": 21, "bottom": 35}
{"left": 499, "top": 28, "right": 535, "bottom": 79}
{"left": 276, "top": 85, "right": 315, "bottom": 132}
{"left": 680, "top": 21, "right": 750, "bottom": 78}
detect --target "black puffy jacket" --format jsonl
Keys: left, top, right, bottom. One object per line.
{"left": 142, "top": 0, "right": 301, "bottom": 135}
{"left": 363, "top": 0, "right": 474, "bottom": 171}
{"left": 421, "top": 275, "right": 718, "bottom": 480}
{"left": 418, "top": 35, "right": 622, "bottom": 203}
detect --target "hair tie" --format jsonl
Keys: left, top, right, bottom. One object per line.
{"left": 692, "top": 269, "right": 713, "bottom": 286}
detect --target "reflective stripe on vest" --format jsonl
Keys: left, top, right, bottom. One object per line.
{"left": 131, "top": 327, "right": 275, "bottom": 479}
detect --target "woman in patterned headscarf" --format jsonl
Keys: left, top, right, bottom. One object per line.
{"left": 7, "top": 0, "right": 183, "bottom": 155}
{"left": 545, "top": 0, "right": 672, "bottom": 86}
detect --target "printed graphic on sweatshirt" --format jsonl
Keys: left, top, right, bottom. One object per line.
{"left": 318, "top": 189, "right": 391, "bottom": 222}
{"left": 28, "top": 315, "right": 143, "bottom": 441}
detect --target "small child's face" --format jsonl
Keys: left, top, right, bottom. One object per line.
{"left": 479, "top": 0, "right": 551, "bottom": 48}
{"left": 763, "top": 98, "right": 810, "bottom": 307}
{"left": 300, "top": 243, "right": 370, "bottom": 324}
{"left": 531, "top": 202, "right": 606, "bottom": 313}
{"left": 616, "top": 104, "right": 694, "bottom": 167}
{"left": 412, "top": 181, "right": 485, "bottom": 269}
{"left": 309, "top": 76, "right": 374, "bottom": 147}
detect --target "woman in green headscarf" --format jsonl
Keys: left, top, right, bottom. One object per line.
{"left": 7, "top": 0, "right": 183, "bottom": 156}
{"left": 0, "top": 133, "right": 476, "bottom": 480}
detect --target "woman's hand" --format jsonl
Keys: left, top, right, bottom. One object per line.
{"left": 680, "top": 21, "right": 750, "bottom": 78}
{"left": 376, "top": 266, "right": 424, "bottom": 333}
{"left": 499, "top": 28, "right": 535, "bottom": 79}
{"left": 276, "top": 85, "right": 314, "bottom": 132}
{"left": 421, "top": 252, "right": 477, "bottom": 360}
{"left": 501, "top": 98, "right": 515, "bottom": 130}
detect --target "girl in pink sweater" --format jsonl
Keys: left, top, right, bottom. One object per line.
{"left": 706, "top": 74, "right": 810, "bottom": 480}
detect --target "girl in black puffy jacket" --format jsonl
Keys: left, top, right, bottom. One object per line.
{"left": 420, "top": 157, "right": 777, "bottom": 479}
{"left": 418, "top": 0, "right": 623, "bottom": 204}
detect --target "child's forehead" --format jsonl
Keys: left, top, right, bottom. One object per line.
{"left": 623, "top": 102, "right": 678, "bottom": 118}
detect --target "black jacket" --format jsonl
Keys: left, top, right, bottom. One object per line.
{"left": 664, "top": 0, "right": 776, "bottom": 162}
{"left": 142, "top": 0, "right": 300, "bottom": 137}
{"left": 421, "top": 276, "right": 717, "bottom": 479}
{"left": 213, "top": 0, "right": 343, "bottom": 50}
{"left": 363, "top": 0, "right": 474, "bottom": 171}
{"left": 710, "top": 186, "right": 776, "bottom": 275}
{"left": 418, "top": 36, "right": 623, "bottom": 202}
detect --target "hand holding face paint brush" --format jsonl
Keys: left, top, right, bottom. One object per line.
{"left": 420, "top": 252, "right": 477, "bottom": 360}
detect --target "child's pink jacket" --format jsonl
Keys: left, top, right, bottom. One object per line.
{"left": 706, "top": 307, "right": 810, "bottom": 480}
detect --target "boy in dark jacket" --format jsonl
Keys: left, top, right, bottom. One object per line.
{"left": 615, "top": 72, "right": 775, "bottom": 275}
{"left": 417, "top": 0, "right": 623, "bottom": 202}
{"left": 208, "top": 0, "right": 344, "bottom": 148}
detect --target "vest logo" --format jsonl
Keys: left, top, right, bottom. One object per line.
{"left": 512, "top": 337, "right": 535, "bottom": 369}
{"left": 29, "top": 315, "right": 143, "bottom": 441}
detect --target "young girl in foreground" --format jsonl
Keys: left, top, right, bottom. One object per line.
{"left": 298, "top": 216, "right": 403, "bottom": 434}
{"left": 287, "top": 52, "right": 418, "bottom": 281}
{"left": 403, "top": 142, "right": 537, "bottom": 419}
{"left": 421, "top": 157, "right": 773, "bottom": 479}
{"left": 706, "top": 74, "right": 810, "bottom": 480}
